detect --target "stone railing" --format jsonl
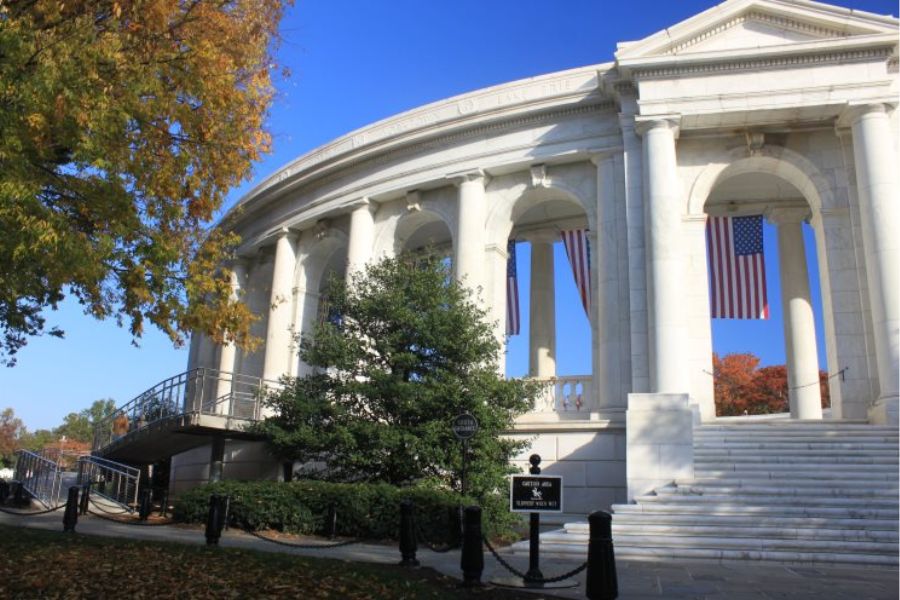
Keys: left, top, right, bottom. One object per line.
{"left": 531, "top": 375, "right": 593, "bottom": 413}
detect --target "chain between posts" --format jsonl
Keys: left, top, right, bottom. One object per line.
{"left": 482, "top": 535, "right": 588, "bottom": 584}
{"left": 414, "top": 519, "right": 459, "bottom": 554}
{"left": 0, "top": 503, "right": 66, "bottom": 516}
{"left": 244, "top": 528, "right": 361, "bottom": 549}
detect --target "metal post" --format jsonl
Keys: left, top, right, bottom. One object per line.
{"left": 327, "top": 502, "right": 337, "bottom": 539}
{"left": 398, "top": 500, "right": 419, "bottom": 567}
{"left": 79, "top": 483, "right": 91, "bottom": 516}
{"left": 525, "top": 454, "right": 543, "bottom": 584}
{"left": 62, "top": 486, "right": 80, "bottom": 533}
{"left": 158, "top": 490, "right": 169, "bottom": 517}
{"left": 461, "top": 439, "right": 469, "bottom": 497}
{"left": 205, "top": 494, "right": 226, "bottom": 545}
{"left": 13, "top": 481, "right": 25, "bottom": 506}
{"left": 0, "top": 479, "right": 8, "bottom": 504}
{"left": 138, "top": 489, "right": 152, "bottom": 521}
{"left": 586, "top": 510, "right": 618, "bottom": 600}
{"left": 460, "top": 505, "right": 483, "bottom": 587}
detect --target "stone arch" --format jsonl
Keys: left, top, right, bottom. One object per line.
{"left": 687, "top": 145, "right": 834, "bottom": 217}
{"left": 372, "top": 195, "right": 456, "bottom": 259}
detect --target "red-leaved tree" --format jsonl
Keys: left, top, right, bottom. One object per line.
{"left": 713, "top": 353, "right": 830, "bottom": 416}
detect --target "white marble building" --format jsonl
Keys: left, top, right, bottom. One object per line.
{"left": 174, "top": 0, "right": 899, "bottom": 511}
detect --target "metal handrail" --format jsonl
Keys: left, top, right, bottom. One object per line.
{"left": 92, "top": 368, "right": 283, "bottom": 451}
{"left": 77, "top": 455, "right": 141, "bottom": 511}
{"left": 13, "top": 450, "right": 63, "bottom": 508}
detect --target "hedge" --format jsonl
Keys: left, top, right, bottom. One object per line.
{"left": 173, "top": 480, "right": 522, "bottom": 544}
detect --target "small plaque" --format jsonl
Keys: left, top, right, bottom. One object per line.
{"left": 451, "top": 413, "right": 478, "bottom": 440}
{"left": 510, "top": 475, "right": 563, "bottom": 513}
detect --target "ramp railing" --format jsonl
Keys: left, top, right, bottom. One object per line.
{"left": 77, "top": 455, "right": 140, "bottom": 511}
{"left": 92, "top": 368, "right": 282, "bottom": 451}
{"left": 13, "top": 450, "right": 63, "bottom": 508}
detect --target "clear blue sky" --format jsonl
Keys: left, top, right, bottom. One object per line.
{"left": 1, "top": 0, "right": 894, "bottom": 431}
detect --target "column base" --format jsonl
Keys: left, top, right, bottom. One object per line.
{"left": 868, "top": 394, "right": 899, "bottom": 425}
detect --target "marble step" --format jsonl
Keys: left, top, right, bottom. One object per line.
{"left": 694, "top": 468, "right": 898, "bottom": 480}
{"left": 612, "top": 502, "right": 898, "bottom": 519}
{"left": 694, "top": 454, "right": 898, "bottom": 464}
{"left": 608, "top": 534, "right": 897, "bottom": 555}
{"left": 694, "top": 447, "right": 898, "bottom": 457}
{"left": 692, "top": 441, "right": 899, "bottom": 451}
{"left": 599, "top": 515, "right": 899, "bottom": 532}
{"left": 678, "top": 477, "right": 899, "bottom": 489}
{"left": 634, "top": 493, "right": 899, "bottom": 509}
{"left": 657, "top": 485, "right": 898, "bottom": 499}
{"left": 696, "top": 424, "right": 898, "bottom": 431}
{"left": 552, "top": 525, "right": 898, "bottom": 544}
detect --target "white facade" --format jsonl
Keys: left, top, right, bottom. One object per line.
{"left": 174, "top": 0, "right": 899, "bottom": 508}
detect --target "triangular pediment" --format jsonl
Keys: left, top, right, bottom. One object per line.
{"left": 616, "top": 0, "right": 898, "bottom": 61}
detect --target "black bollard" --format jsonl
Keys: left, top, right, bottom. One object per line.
{"left": 459, "top": 505, "right": 483, "bottom": 587}
{"left": 0, "top": 479, "right": 8, "bottom": 504}
{"left": 79, "top": 483, "right": 91, "bottom": 516}
{"left": 12, "top": 481, "right": 25, "bottom": 506}
{"left": 326, "top": 502, "right": 337, "bottom": 540}
{"left": 62, "top": 486, "right": 80, "bottom": 533}
{"left": 204, "top": 494, "right": 226, "bottom": 545}
{"left": 398, "top": 499, "right": 419, "bottom": 567}
{"left": 158, "top": 490, "right": 169, "bottom": 517}
{"left": 586, "top": 510, "right": 618, "bottom": 600}
{"left": 138, "top": 489, "right": 152, "bottom": 521}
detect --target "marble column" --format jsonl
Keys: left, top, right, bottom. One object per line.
{"left": 346, "top": 199, "right": 376, "bottom": 283}
{"left": 529, "top": 233, "right": 556, "bottom": 378}
{"left": 453, "top": 171, "right": 486, "bottom": 293}
{"left": 216, "top": 261, "right": 247, "bottom": 407}
{"left": 848, "top": 104, "right": 900, "bottom": 412}
{"left": 769, "top": 209, "right": 822, "bottom": 420}
{"left": 262, "top": 228, "right": 298, "bottom": 382}
{"left": 639, "top": 117, "right": 688, "bottom": 394}
{"left": 593, "top": 154, "right": 624, "bottom": 408}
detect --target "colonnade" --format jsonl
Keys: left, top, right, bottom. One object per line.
{"left": 209, "top": 102, "right": 898, "bottom": 422}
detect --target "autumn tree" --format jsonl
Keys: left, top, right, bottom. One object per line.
{"left": 0, "top": 408, "right": 26, "bottom": 467}
{"left": 713, "top": 352, "right": 830, "bottom": 416}
{"left": 54, "top": 398, "right": 117, "bottom": 443}
{"left": 258, "top": 254, "right": 540, "bottom": 500}
{"left": 0, "top": 0, "right": 291, "bottom": 365}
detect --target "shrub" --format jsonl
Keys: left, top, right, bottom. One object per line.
{"left": 173, "top": 479, "right": 521, "bottom": 544}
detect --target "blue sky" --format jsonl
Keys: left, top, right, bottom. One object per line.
{"left": 2, "top": 0, "right": 895, "bottom": 431}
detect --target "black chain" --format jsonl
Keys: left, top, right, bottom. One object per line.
{"left": 244, "top": 528, "right": 360, "bottom": 549}
{"left": 87, "top": 509, "right": 177, "bottom": 526}
{"left": 0, "top": 503, "right": 66, "bottom": 516}
{"left": 414, "top": 519, "right": 459, "bottom": 554}
{"left": 482, "top": 535, "right": 587, "bottom": 584}
{"left": 88, "top": 498, "right": 131, "bottom": 515}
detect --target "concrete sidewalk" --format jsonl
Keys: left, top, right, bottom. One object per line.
{"left": 1, "top": 509, "right": 897, "bottom": 599}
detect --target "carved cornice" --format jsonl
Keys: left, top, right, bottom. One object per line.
{"left": 665, "top": 11, "right": 851, "bottom": 56}
{"left": 633, "top": 47, "right": 893, "bottom": 79}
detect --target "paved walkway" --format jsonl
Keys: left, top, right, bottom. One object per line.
{"left": 1, "top": 509, "right": 897, "bottom": 599}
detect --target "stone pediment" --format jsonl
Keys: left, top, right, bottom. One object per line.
{"left": 615, "top": 0, "right": 897, "bottom": 61}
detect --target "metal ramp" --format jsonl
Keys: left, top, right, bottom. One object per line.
{"left": 91, "top": 368, "right": 281, "bottom": 464}
{"left": 77, "top": 455, "right": 141, "bottom": 511}
{"left": 14, "top": 450, "right": 64, "bottom": 508}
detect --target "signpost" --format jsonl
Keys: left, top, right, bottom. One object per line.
{"left": 451, "top": 413, "right": 478, "bottom": 497}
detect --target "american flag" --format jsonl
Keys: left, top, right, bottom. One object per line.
{"left": 561, "top": 229, "right": 591, "bottom": 318}
{"left": 506, "top": 240, "right": 520, "bottom": 335}
{"left": 706, "top": 215, "right": 769, "bottom": 319}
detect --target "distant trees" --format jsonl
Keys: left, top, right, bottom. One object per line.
{"left": 0, "top": 409, "right": 26, "bottom": 467}
{"left": 713, "top": 353, "right": 830, "bottom": 416}
{"left": 54, "top": 399, "right": 117, "bottom": 443}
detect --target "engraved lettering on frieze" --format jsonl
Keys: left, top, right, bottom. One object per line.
{"left": 458, "top": 98, "right": 477, "bottom": 115}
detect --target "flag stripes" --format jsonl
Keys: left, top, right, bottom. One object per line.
{"left": 506, "top": 240, "right": 520, "bottom": 335}
{"left": 561, "top": 229, "right": 591, "bottom": 319}
{"left": 706, "top": 215, "right": 769, "bottom": 320}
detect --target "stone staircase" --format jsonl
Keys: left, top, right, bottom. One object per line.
{"left": 517, "top": 421, "right": 899, "bottom": 565}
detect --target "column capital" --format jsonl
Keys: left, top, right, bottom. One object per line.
{"left": 348, "top": 196, "right": 373, "bottom": 210}
{"left": 634, "top": 115, "right": 681, "bottom": 138}
{"left": 522, "top": 229, "right": 559, "bottom": 245}
{"left": 447, "top": 168, "right": 487, "bottom": 186}
{"left": 766, "top": 207, "right": 810, "bottom": 226}
{"left": 836, "top": 102, "right": 894, "bottom": 128}
{"left": 274, "top": 226, "right": 298, "bottom": 241}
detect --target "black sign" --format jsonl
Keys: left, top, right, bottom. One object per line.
{"left": 451, "top": 413, "right": 478, "bottom": 440}
{"left": 510, "top": 475, "right": 563, "bottom": 513}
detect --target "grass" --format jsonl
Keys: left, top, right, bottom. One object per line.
{"left": 0, "top": 524, "right": 556, "bottom": 599}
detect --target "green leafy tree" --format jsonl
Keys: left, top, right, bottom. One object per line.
{"left": 258, "top": 254, "right": 540, "bottom": 500}
{"left": 18, "top": 429, "right": 56, "bottom": 454}
{"left": 0, "top": 0, "right": 292, "bottom": 365}
{"left": 54, "top": 398, "right": 118, "bottom": 443}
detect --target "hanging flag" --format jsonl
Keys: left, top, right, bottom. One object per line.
{"left": 506, "top": 240, "right": 520, "bottom": 335}
{"left": 561, "top": 229, "right": 592, "bottom": 318}
{"left": 706, "top": 215, "right": 769, "bottom": 319}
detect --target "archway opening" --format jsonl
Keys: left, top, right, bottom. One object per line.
{"left": 704, "top": 170, "right": 829, "bottom": 418}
